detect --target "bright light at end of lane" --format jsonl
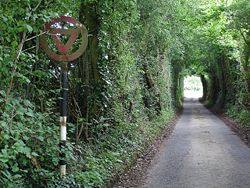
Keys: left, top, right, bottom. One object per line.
{"left": 184, "top": 76, "right": 203, "bottom": 99}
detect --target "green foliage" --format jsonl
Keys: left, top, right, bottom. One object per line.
{"left": 1, "top": 0, "right": 249, "bottom": 187}
{"left": 180, "top": 0, "right": 249, "bottom": 120}
{"left": 75, "top": 110, "right": 174, "bottom": 187}
{"left": 0, "top": 96, "right": 58, "bottom": 187}
{"left": 0, "top": 0, "right": 182, "bottom": 186}
{"left": 226, "top": 105, "right": 250, "bottom": 127}
{"left": 0, "top": 0, "right": 80, "bottom": 187}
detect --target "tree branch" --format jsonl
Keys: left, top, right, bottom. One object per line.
{"left": 3, "top": 31, "right": 27, "bottom": 108}
{"left": 239, "top": 29, "right": 249, "bottom": 46}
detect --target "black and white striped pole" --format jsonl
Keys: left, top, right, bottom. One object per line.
{"left": 59, "top": 68, "right": 68, "bottom": 176}
{"left": 40, "top": 16, "right": 88, "bottom": 177}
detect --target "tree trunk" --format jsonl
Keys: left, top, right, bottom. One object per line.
{"left": 200, "top": 74, "right": 207, "bottom": 101}
{"left": 76, "top": 2, "right": 101, "bottom": 141}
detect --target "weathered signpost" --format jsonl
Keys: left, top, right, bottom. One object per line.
{"left": 40, "top": 16, "right": 88, "bottom": 176}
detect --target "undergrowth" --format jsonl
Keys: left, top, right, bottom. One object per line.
{"left": 225, "top": 105, "right": 250, "bottom": 128}
{"left": 73, "top": 109, "right": 174, "bottom": 188}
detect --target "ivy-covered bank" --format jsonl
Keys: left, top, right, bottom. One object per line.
{"left": 0, "top": 0, "right": 183, "bottom": 187}
{"left": 0, "top": 0, "right": 249, "bottom": 187}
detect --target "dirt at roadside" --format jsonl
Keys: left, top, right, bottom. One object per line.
{"left": 203, "top": 102, "right": 250, "bottom": 148}
{"left": 201, "top": 100, "right": 250, "bottom": 148}
{"left": 216, "top": 113, "right": 250, "bottom": 148}
{"left": 110, "top": 111, "right": 182, "bottom": 188}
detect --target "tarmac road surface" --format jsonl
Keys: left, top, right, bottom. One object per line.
{"left": 141, "top": 98, "right": 250, "bottom": 188}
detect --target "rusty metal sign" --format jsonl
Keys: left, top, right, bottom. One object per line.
{"left": 40, "top": 16, "right": 88, "bottom": 62}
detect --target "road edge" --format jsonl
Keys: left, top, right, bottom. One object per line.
{"left": 203, "top": 103, "right": 250, "bottom": 148}
{"left": 110, "top": 108, "right": 182, "bottom": 188}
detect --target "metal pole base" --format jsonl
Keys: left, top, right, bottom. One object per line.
{"left": 60, "top": 165, "right": 66, "bottom": 176}
{"left": 59, "top": 70, "right": 68, "bottom": 177}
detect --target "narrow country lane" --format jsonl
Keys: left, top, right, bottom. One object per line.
{"left": 141, "top": 98, "right": 250, "bottom": 188}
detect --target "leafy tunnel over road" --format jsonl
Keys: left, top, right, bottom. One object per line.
{"left": 0, "top": 0, "right": 249, "bottom": 187}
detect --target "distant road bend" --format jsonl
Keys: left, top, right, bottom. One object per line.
{"left": 141, "top": 98, "right": 250, "bottom": 188}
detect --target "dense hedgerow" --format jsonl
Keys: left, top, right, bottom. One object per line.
{"left": 0, "top": 0, "right": 249, "bottom": 187}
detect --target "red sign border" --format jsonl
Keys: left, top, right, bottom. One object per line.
{"left": 40, "top": 16, "right": 88, "bottom": 62}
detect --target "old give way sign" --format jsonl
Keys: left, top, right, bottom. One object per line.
{"left": 40, "top": 16, "right": 88, "bottom": 62}
{"left": 39, "top": 16, "right": 88, "bottom": 176}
